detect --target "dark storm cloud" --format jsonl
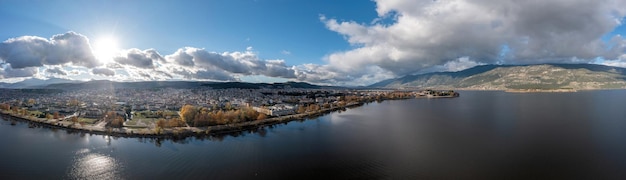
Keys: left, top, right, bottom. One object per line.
{"left": 0, "top": 66, "right": 38, "bottom": 79}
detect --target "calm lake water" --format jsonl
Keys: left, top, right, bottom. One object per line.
{"left": 2, "top": 90, "right": 626, "bottom": 179}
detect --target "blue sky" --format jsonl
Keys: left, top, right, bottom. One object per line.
{"left": 1, "top": 0, "right": 626, "bottom": 85}
{"left": 0, "top": 0, "right": 376, "bottom": 65}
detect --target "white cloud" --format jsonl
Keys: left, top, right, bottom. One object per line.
{"left": 321, "top": 0, "right": 626, "bottom": 77}
{"left": 600, "top": 54, "right": 626, "bottom": 68}
{"left": 4, "top": 0, "right": 626, "bottom": 88}
{"left": 294, "top": 63, "right": 394, "bottom": 86}
{"left": 44, "top": 66, "right": 68, "bottom": 76}
{"left": 113, "top": 48, "right": 163, "bottom": 69}
{"left": 0, "top": 32, "right": 98, "bottom": 69}
{"left": 164, "top": 47, "right": 296, "bottom": 79}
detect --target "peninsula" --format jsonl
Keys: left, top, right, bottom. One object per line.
{"left": 0, "top": 84, "right": 460, "bottom": 139}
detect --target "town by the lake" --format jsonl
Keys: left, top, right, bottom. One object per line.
{"left": 0, "top": 86, "right": 459, "bottom": 137}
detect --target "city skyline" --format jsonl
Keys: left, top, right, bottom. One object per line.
{"left": 1, "top": 0, "right": 626, "bottom": 86}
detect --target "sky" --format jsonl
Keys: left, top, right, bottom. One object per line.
{"left": 1, "top": 0, "right": 626, "bottom": 86}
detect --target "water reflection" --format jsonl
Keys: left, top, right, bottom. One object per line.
{"left": 68, "top": 148, "right": 123, "bottom": 179}
{"left": 6, "top": 91, "right": 626, "bottom": 179}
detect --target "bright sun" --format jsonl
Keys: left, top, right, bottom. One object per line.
{"left": 93, "top": 36, "right": 120, "bottom": 63}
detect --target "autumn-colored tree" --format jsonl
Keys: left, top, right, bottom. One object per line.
{"left": 156, "top": 119, "right": 166, "bottom": 129}
{"left": 110, "top": 116, "right": 124, "bottom": 128}
{"left": 168, "top": 118, "right": 186, "bottom": 127}
{"left": 297, "top": 106, "right": 306, "bottom": 114}
{"left": 180, "top": 105, "right": 198, "bottom": 125}
{"left": 71, "top": 116, "right": 78, "bottom": 123}
{"left": 53, "top": 112, "right": 60, "bottom": 119}
{"left": 215, "top": 111, "right": 224, "bottom": 123}
{"left": 243, "top": 108, "right": 259, "bottom": 121}
{"left": 46, "top": 114, "right": 53, "bottom": 120}
{"left": 0, "top": 103, "right": 9, "bottom": 111}
{"left": 337, "top": 101, "right": 346, "bottom": 107}
{"left": 257, "top": 113, "right": 267, "bottom": 120}
{"left": 307, "top": 104, "right": 320, "bottom": 112}
{"left": 193, "top": 111, "right": 211, "bottom": 127}
{"left": 223, "top": 111, "right": 235, "bottom": 124}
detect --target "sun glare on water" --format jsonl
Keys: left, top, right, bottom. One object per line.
{"left": 92, "top": 36, "right": 120, "bottom": 63}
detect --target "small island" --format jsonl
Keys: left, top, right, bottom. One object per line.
{"left": 0, "top": 87, "right": 460, "bottom": 139}
{"left": 416, "top": 89, "right": 460, "bottom": 97}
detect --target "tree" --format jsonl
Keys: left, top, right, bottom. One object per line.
{"left": 53, "top": 112, "right": 60, "bottom": 119}
{"left": 169, "top": 117, "right": 186, "bottom": 127}
{"left": 215, "top": 111, "right": 224, "bottom": 124}
{"left": 110, "top": 116, "right": 124, "bottom": 128}
{"left": 297, "top": 106, "right": 306, "bottom": 114}
{"left": 105, "top": 111, "right": 117, "bottom": 120}
{"left": 244, "top": 108, "right": 259, "bottom": 121}
{"left": 307, "top": 104, "right": 320, "bottom": 112}
{"left": 180, "top": 105, "right": 198, "bottom": 125}
{"left": 0, "top": 103, "right": 9, "bottom": 111}
{"left": 156, "top": 119, "right": 166, "bottom": 129}
{"left": 257, "top": 113, "right": 267, "bottom": 120}
{"left": 71, "top": 116, "right": 78, "bottom": 124}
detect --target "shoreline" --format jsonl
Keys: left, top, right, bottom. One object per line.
{"left": 504, "top": 89, "right": 577, "bottom": 93}
{"left": 0, "top": 100, "right": 384, "bottom": 140}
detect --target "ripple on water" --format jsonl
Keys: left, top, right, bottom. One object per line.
{"left": 68, "top": 149, "right": 123, "bottom": 180}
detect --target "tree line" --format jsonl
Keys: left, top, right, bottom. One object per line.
{"left": 180, "top": 105, "right": 267, "bottom": 127}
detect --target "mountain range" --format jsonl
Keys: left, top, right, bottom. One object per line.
{"left": 2, "top": 64, "right": 626, "bottom": 90}
{"left": 368, "top": 64, "right": 626, "bottom": 90}
{"left": 0, "top": 78, "right": 81, "bottom": 89}
{"left": 0, "top": 78, "right": 332, "bottom": 90}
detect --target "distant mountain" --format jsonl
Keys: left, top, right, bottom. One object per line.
{"left": 369, "top": 64, "right": 626, "bottom": 90}
{"left": 0, "top": 78, "right": 81, "bottom": 89}
{"left": 36, "top": 80, "right": 335, "bottom": 90}
{"left": 200, "top": 81, "right": 329, "bottom": 89}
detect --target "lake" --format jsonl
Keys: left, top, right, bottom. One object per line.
{"left": 2, "top": 90, "right": 626, "bottom": 179}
